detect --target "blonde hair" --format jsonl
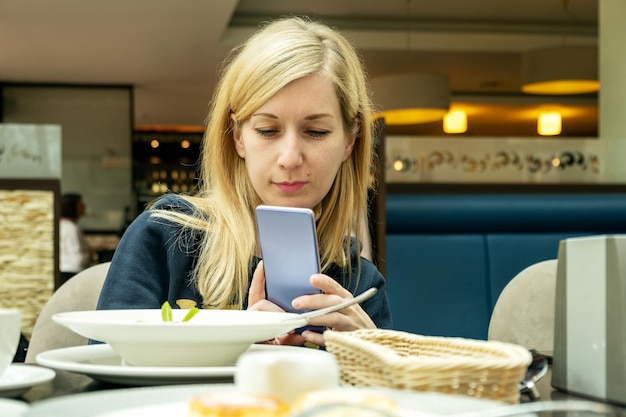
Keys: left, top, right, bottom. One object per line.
{"left": 154, "top": 16, "right": 376, "bottom": 308}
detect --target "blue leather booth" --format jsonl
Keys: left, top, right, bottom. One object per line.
{"left": 385, "top": 192, "right": 626, "bottom": 340}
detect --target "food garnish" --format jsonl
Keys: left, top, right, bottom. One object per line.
{"left": 161, "top": 301, "right": 199, "bottom": 322}
{"left": 161, "top": 301, "right": 173, "bottom": 322}
{"left": 183, "top": 307, "right": 200, "bottom": 322}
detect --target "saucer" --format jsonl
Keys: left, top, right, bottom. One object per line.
{"left": 0, "top": 365, "right": 56, "bottom": 398}
{"left": 0, "top": 398, "right": 29, "bottom": 417}
{"left": 36, "top": 343, "right": 303, "bottom": 386}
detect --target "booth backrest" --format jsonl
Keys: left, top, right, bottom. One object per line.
{"left": 385, "top": 193, "right": 626, "bottom": 340}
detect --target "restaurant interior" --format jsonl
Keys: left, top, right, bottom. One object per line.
{"left": 2, "top": 0, "right": 626, "bottom": 414}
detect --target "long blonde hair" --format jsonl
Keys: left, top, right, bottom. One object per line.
{"left": 154, "top": 16, "right": 376, "bottom": 308}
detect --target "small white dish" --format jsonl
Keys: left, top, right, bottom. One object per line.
{"left": 52, "top": 309, "right": 307, "bottom": 367}
{"left": 36, "top": 343, "right": 304, "bottom": 386}
{"left": 0, "top": 398, "right": 29, "bottom": 417}
{"left": 0, "top": 365, "right": 56, "bottom": 398}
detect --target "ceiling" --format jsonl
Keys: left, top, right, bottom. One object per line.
{"left": 0, "top": 0, "right": 599, "bottom": 137}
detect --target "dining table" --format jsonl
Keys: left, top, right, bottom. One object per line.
{"left": 0, "top": 357, "right": 620, "bottom": 417}
{"left": 10, "top": 365, "right": 235, "bottom": 417}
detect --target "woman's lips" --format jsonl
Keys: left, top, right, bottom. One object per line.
{"left": 274, "top": 181, "right": 306, "bottom": 192}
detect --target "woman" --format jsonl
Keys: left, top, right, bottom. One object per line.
{"left": 96, "top": 16, "right": 391, "bottom": 347}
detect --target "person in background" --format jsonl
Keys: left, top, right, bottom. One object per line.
{"left": 59, "top": 193, "right": 91, "bottom": 285}
{"left": 96, "top": 16, "right": 392, "bottom": 348}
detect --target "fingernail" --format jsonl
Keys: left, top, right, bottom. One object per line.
{"left": 292, "top": 299, "right": 301, "bottom": 309}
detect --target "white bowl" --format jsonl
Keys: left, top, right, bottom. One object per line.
{"left": 52, "top": 309, "right": 307, "bottom": 367}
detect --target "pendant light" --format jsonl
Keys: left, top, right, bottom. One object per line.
{"left": 371, "top": 72, "right": 450, "bottom": 125}
{"left": 522, "top": 46, "right": 599, "bottom": 95}
{"left": 370, "top": 0, "right": 450, "bottom": 125}
{"left": 521, "top": 0, "right": 598, "bottom": 95}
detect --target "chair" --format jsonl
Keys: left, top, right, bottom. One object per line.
{"left": 487, "top": 259, "right": 557, "bottom": 353}
{"left": 24, "top": 262, "right": 110, "bottom": 363}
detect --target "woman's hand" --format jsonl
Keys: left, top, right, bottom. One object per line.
{"left": 292, "top": 274, "right": 376, "bottom": 347}
{"left": 247, "top": 261, "right": 307, "bottom": 346}
{"left": 247, "top": 261, "right": 376, "bottom": 348}
{"left": 247, "top": 261, "right": 281, "bottom": 312}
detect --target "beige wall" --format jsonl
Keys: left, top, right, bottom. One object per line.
{"left": 2, "top": 86, "right": 133, "bottom": 232}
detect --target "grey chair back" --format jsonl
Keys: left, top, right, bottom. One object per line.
{"left": 488, "top": 259, "right": 557, "bottom": 353}
{"left": 25, "top": 262, "right": 110, "bottom": 363}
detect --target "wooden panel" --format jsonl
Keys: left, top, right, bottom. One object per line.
{"left": 370, "top": 118, "right": 386, "bottom": 276}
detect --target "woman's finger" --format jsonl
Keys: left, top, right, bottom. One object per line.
{"left": 300, "top": 330, "right": 326, "bottom": 348}
{"left": 247, "top": 261, "right": 266, "bottom": 308}
{"left": 310, "top": 274, "right": 351, "bottom": 297}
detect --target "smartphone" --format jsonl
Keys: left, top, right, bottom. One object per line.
{"left": 255, "top": 205, "right": 321, "bottom": 314}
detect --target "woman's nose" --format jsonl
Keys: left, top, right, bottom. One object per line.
{"left": 277, "top": 134, "right": 303, "bottom": 169}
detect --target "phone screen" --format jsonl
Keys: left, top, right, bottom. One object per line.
{"left": 255, "top": 205, "right": 321, "bottom": 313}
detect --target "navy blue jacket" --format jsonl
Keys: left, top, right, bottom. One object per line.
{"left": 96, "top": 195, "right": 392, "bottom": 329}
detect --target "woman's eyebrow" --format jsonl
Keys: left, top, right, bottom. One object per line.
{"left": 251, "top": 112, "right": 278, "bottom": 119}
{"left": 305, "top": 113, "right": 333, "bottom": 120}
{"left": 250, "top": 112, "right": 334, "bottom": 120}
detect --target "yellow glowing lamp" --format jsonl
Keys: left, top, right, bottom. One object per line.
{"left": 538, "top": 111, "right": 562, "bottom": 136}
{"left": 443, "top": 109, "right": 467, "bottom": 134}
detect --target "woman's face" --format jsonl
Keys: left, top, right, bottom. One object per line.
{"left": 233, "top": 74, "right": 355, "bottom": 209}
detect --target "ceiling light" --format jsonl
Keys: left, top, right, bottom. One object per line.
{"left": 537, "top": 111, "right": 562, "bottom": 136}
{"left": 443, "top": 109, "right": 467, "bottom": 134}
{"left": 371, "top": 73, "right": 450, "bottom": 125}
{"left": 522, "top": 46, "right": 599, "bottom": 95}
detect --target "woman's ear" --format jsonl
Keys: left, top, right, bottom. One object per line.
{"left": 342, "top": 117, "right": 359, "bottom": 161}
{"left": 342, "top": 130, "right": 357, "bottom": 162}
{"left": 231, "top": 114, "right": 245, "bottom": 158}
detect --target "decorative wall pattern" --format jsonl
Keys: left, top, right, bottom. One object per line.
{"left": 0, "top": 190, "right": 54, "bottom": 337}
{"left": 386, "top": 136, "right": 611, "bottom": 184}
{"left": 392, "top": 149, "right": 599, "bottom": 174}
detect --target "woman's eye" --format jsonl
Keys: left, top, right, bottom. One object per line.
{"left": 307, "top": 130, "right": 329, "bottom": 138}
{"left": 256, "top": 128, "right": 278, "bottom": 137}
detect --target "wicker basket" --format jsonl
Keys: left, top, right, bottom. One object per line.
{"left": 324, "top": 329, "right": 532, "bottom": 404}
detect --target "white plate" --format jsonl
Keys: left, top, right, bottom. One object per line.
{"left": 36, "top": 343, "right": 304, "bottom": 386}
{"left": 0, "top": 398, "right": 29, "bottom": 417}
{"left": 94, "top": 402, "right": 437, "bottom": 417}
{"left": 24, "top": 384, "right": 504, "bottom": 417}
{"left": 0, "top": 365, "right": 56, "bottom": 398}
{"left": 52, "top": 309, "right": 307, "bottom": 367}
